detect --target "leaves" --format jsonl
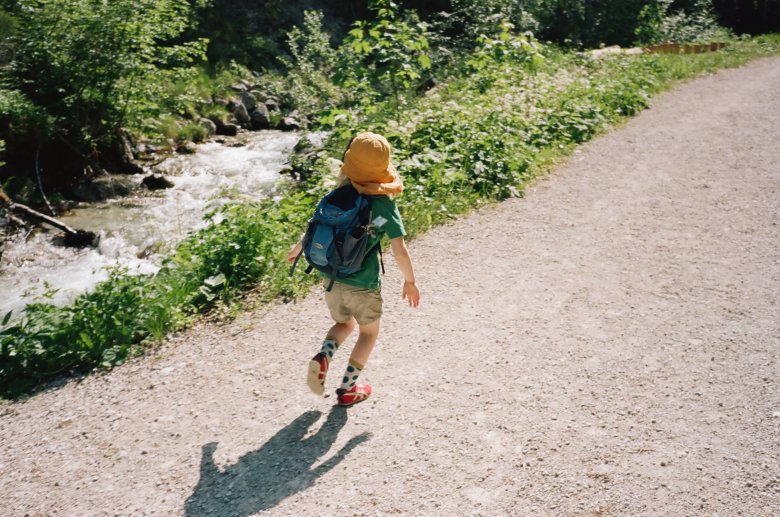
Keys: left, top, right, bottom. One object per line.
{"left": 6, "top": 0, "right": 205, "bottom": 160}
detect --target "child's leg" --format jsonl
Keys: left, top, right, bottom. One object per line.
{"left": 309, "top": 318, "right": 356, "bottom": 396}
{"left": 325, "top": 317, "right": 356, "bottom": 347}
{"left": 349, "top": 318, "right": 380, "bottom": 367}
{"left": 338, "top": 318, "right": 380, "bottom": 393}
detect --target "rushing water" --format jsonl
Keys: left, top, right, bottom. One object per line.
{"left": 0, "top": 130, "right": 302, "bottom": 318}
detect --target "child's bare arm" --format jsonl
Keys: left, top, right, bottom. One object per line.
{"left": 390, "top": 236, "right": 420, "bottom": 308}
{"left": 286, "top": 239, "right": 303, "bottom": 263}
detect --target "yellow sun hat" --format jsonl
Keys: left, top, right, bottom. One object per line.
{"left": 341, "top": 132, "right": 404, "bottom": 196}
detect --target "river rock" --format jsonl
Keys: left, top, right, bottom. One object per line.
{"left": 240, "top": 92, "right": 257, "bottom": 112}
{"left": 264, "top": 98, "right": 280, "bottom": 112}
{"left": 62, "top": 229, "right": 99, "bottom": 248}
{"left": 197, "top": 118, "right": 217, "bottom": 137}
{"left": 277, "top": 117, "right": 301, "bottom": 131}
{"left": 70, "top": 175, "right": 135, "bottom": 202}
{"left": 142, "top": 174, "right": 174, "bottom": 190}
{"left": 233, "top": 102, "right": 251, "bottom": 126}
{"left": 177, "top": 141, "right": 198, "bottom": 154}
{"left": 250, "top": 105, "right": 271, "bottom": 130}
{"left": 109, "top": 129, "right": 143, "bottom": 174}
{"left": 212, "top": 95, "right": 229, "bottom": 107}
{"left": 230, "top": 83, "right": 247, "bottom": 92}
{"left": 218, "top": 123, "right": 239, "bottom": 136}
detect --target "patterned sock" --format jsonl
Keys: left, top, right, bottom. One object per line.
{"left": 339, "top": 359, "right": 364, "bottom": 391}
{"left": 319, "top": 338, "right": 339, "bottom": 361}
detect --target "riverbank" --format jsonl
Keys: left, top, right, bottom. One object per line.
{"left": 2, "top": 36, "right": 779, "bottom": 399}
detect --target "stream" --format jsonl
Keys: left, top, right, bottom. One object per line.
{"left": 0, "top": 130, "right": 305, "bottom": 319}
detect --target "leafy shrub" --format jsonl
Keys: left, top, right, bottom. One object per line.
{"left": 4, "top": 0, "right": 207, "bottom": 176}
{"left": 468, "top": 21, "right": 544, "bottom": 70}
{"left": 0, "top": 88, "right": 50, "bottom": 141}
{"left": 339, "top": 0, "right": 432, "bottom": 119}
{"left": 178, "top": 122, "right": 207, "bottom": 143}
{"left": 635, "top": 0, "right": 734, "bottom": 45}
{"left": 281, "top": 10, "right": 342, "bottom": 116}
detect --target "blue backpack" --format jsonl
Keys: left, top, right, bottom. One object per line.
{"left": 289, "top": 183, "right": 384, "bottom": 291}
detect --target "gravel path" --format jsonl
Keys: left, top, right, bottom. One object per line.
{"left": 2, "top": 56, "right": 779, "bottom": 517}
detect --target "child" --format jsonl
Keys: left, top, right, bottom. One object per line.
{"left": 286, "top": 131, "right": 420, "bottom": 407}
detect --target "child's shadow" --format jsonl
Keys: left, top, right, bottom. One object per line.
{"left": 184, "top": 406, "right": 370, "bottom": 517}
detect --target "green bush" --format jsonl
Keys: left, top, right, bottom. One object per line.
{"left": 282, "top": 10, "right": 342, "bottom": 115}
{"left": 3, "top": 0, "right": 207, "bottom": 176}
{"left": 635, "top": 0, "right": 734, "bottom": 45}
{"left": 177, "top": 122, "right": 208, "bottom": 143}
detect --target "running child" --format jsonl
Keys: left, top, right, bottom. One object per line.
{"left": 286, "top": 131, "right": 420, "bottom": 406}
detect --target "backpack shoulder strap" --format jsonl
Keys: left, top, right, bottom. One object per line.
{"left": 365, "top": 196, "right": 386, "bottom": 275}
{"left": 288, "top": 247, "right": 304, "bottom": 277}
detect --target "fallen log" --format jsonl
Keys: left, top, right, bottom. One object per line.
{"left": 0, "top": 188, "right": 98, "bottom": 248}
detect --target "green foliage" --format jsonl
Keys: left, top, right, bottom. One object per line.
{"left": 0, "top": 271, "right": 149, "bottom": 395}
{"left": 281, "top": 10, "right": 341, "bottom": 115}
{"left": 635, "top": 0, "right": 669, "bottom": 45}
{"left": 0, "top": 88, "right": 49, "bottom": 140}
{"left": 466, "top": 21, "right": 544, "bottom": 93}
{"left": 177, "top": 122, "right": 208, "bottom": 144}
{"left": 339, "top": 0, "right": 431, "bottom": 118}
{"left": 469, "top": 21, "right": 544, "bottom": 69}
{"left": 635, "top": 0, "right": 734, "bottom": 45}
{"left": 3, "top": 0, "right": 207, "bottom": 170}
{"left": 0, "top": 6, "right": 17, "bottom": 66}
{"left": 657, "top": 0, "right": 734, "bottom": 43}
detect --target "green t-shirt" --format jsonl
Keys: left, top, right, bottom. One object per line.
{"left": 323, "top": 195, "right": 406, "bottom": 290}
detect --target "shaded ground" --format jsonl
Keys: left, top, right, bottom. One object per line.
{"left": 1, "top": 56, "right": 778, "bottom": 516}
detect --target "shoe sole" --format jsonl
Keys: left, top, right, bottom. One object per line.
{"left": 337, "top": 387, "right": 371, "bottom": 407}
{"left": 337, "top": 396, "right": 369, "bottom": 407}
{"left": 307, "top": 359, "right": 325, "bottom": 396}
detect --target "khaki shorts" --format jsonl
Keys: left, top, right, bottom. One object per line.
{"left": 324, "top": 281, "right": 383, "bottom": 325}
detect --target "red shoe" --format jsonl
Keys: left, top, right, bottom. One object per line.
{"left": 337, "top": 383, "right": 372, "bottom": 407}
{"left": 307, "top": 353, "right": 328, "bottom": 395}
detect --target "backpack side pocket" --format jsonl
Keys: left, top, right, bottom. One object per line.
{"left": 309, "top": 224, "right": 334, "bottom": 267}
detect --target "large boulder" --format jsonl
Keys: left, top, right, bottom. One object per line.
{"left": 208, "top": 113, "right": 239, "bottom": 136}
{"left": 70, "top": 174, "right": 135, "bottom": 202}
{"left": 217, "top": 123, "right": 239, "bottom": 137}
{"left": 109, "top": 129, "right": 143, "bottom": 174}
{"left": 240, "top": 92, "right": 257, "bottom": 112}
{"left": 250, "top": 105, "right": 271, "bottom": 130}
{"left": 233, "top": 102, "right": 251, "bottom": 126}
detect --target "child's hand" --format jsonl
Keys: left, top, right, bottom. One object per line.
{"left": 402, "top": 281, "right": 420, "bottom": 308}
{"left": 286, "top": 241, "right": 302, "bottom": 263}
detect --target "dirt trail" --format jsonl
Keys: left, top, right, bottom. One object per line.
{"left": 2, "top": 56, "right": 779, "bottom": 517}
